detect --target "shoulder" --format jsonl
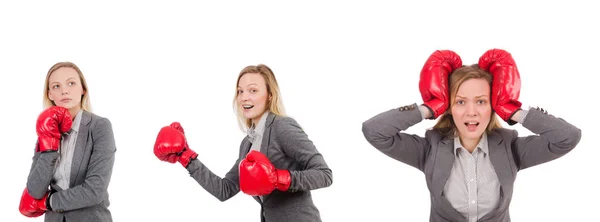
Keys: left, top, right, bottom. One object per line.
{"left": 491, "top": 128, "right": 518, "bottom": 139}
{"left": 86, "top": 112, "right": 113, "bottom": 131}
{"left": 424, "top": 129, "right": 446, "bottom": 143}
{"left": 271, "top": 114, "right": 301, "bottom": 129}
{"left": 270, "top": 114, "right": 307, "bottom": 139}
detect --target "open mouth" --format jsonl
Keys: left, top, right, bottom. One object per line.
{"left": 464, "top": 121, "right": 480, "bottom": 127}
{"left": 243, "top": 105, "right": 254, "bottom": 110}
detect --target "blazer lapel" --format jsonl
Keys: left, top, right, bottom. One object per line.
{"left": 241, "top": 137, "right": 252, "bottom": 156}
{"left": 257, "top": 112, "right": 277, "bottom": 202}
{"left": 69, "top": 111, "right": 91, "bottom": 188}
{"left": 432, "top": 137, "right": 466, "bottom": 221}
{"left": 480, "top": 131, "right": 512, "bottom": 220}
{"left": 432, "top": 138, "right": 454, "bottom": 196}
{"left": 259, "top": 112, "right": 276, "bottom": 154}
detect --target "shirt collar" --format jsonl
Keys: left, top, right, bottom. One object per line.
{"left": 247, "top": 111, "right": 270, "bottom": 142}
{"left": 453, "top": 133, "right": 489, "bottom": 155}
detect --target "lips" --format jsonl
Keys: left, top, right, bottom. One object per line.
{"left": 464, "top": 121, "right": 479, "bottom": 127}
{"left": 242, "top": 105, "right": 254, "bottom": 109}
{"left": 60, "top": 98, "right": 72, "bottom": 103}
{"left": 464, "top": 121, "right": 480, "bottom": 132}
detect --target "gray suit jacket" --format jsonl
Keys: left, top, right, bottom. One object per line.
{"left": 186, "top": 112, "right": 333, "bottom": 222}
{"left": 26, "top": 111, "right": 116, "bottom": 222}
{"left": 362, "top": 104, "right": 581, "bottom": 222}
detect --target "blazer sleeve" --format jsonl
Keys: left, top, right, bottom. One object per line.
{"left": 512, "top": 108, "right": 582, "bottom": 170}
{"left": 49, "top": 117, "right": 116, "bottom": 211}
{"left": 361, "top": 103, "right": 430, "bottom": 172}
{"left": 186, "top": 156, "right": 242, "bottom": 202}
{"left": 26, "top": 142, "right": 59, "bottom": 199}
{"left": 274, "top": 117, "right": 333, "bottom": 192}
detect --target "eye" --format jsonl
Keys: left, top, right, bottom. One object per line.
{"left": 456, "top": 100, "right": 465, "bottom": 105}
{"left": 237, "top": 90, "right": 243, "bottom": 94}
{"left": 68, "top": 81, "right": 76, "bottom": 86}
{"left": 51, "top": 85, "right": 59, "bottom": 89}
{"left": 250, "top": 89, "right": 258, "bottom": 93}
{"left": 477, "top": 99, "right": 486, "bottom": 104}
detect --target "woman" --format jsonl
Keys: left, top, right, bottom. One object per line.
{"left": 19, "top": 62, "right": 116, "bottom": 222}
{"left": 361, "top": 49, "right": 581, "bottom": 222}
{"left": 154, "top": 64, "right": 333, "bottom": 222}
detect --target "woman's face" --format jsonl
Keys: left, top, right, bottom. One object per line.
{"left": 48, "top": 67, "right": 84, "bottom": 113}
{"left": 236, "top": 73, "right": 269, "bottom": 125}
{"left": 451, "top": 78, "right": 492, "bottom": 141}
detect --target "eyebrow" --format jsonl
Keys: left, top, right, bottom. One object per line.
{"left": 456, "top": 94, "right": 489, "bottom": 99}
{"left": 238, "top": 83, "right": 260, "bottom": 88}
{"left": 50, "top": 77, "right": 77, "bottom": 85}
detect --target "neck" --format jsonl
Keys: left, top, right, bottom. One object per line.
{"left": 459, "top": 135, "right": 482, "bottom": 153}
{"left": 251, "top": 112, "right": 266, "bottom": 127}
{"left": 69, "top": 107, "right": 81, "bottom": 120}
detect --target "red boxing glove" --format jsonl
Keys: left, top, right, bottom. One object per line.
{"left": 478, "top": 49, "right": 522, "bottom": 125}
{"left": 239, "top": 150, "right": 291, "bottom": 196}
{"left": 19, "top": 188, "right": 50, "bottom": 218}
{"left": 36, "top": 106, "right": 72, "bottom": 152}
{"left": 153, "top": 122, "right": 198, "bottom": 168}
{"left": 419, "top": 50, "right": 463, "bottom": 119}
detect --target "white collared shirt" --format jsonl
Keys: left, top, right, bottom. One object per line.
{"left": 53, "top": 110, "right": 83, "bottom": 190}
{"left": 443, "top": 133, "right": 501, "bottom": 222}
{"left": 248, "top": 111, "right": 270, "bottom": 153}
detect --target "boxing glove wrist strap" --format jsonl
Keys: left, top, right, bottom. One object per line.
{"left": 179, "top": 148, "right": 198, "bottom": 168}
{"left": 276, "top": 170, "right": 291, "bottom": 191}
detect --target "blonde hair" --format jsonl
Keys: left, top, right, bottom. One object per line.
{"left": 43, "top": 62, "right": 92, "bottom": 112}
{"left": 233, "top": 64, "right": 286, "bottom": 131}
{"left": 432, "top": 64, "right": 502, "bottom": 137}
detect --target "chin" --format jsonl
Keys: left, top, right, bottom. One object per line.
{"left": 55, "top": 103, "right": 69, "bottom": 109}
{"left": 63, "top": 104, "right": 77, "bottom": 110}
{"left": 459, "top": 130, "right": 484, "bottom": 140}
{"left": 243, "top": 112, "right": 258, "bottom": 120}
{"left": 470, "top": 131, "right": 485, "bottom": 139}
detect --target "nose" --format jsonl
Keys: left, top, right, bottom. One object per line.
{"left": 61, "top": 87, "right": 69, "bottom": 95}
{"left": 466, "top": 103, "right": 477, "bottom": 117}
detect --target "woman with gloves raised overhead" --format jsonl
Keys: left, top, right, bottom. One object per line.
{"left": 362, "top": 49, "right": 581, "bottom": 222}
{"left": 153, "top": 64, "right": 333, "bottom": 222}
{"left": 19, "top": 62, "right": 116, "bottom": 222}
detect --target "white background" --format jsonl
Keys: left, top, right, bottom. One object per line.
{"left": 1, "top": 1, "right": 597, "bottom": 221}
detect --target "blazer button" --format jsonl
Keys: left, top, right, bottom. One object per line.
{"left": 535, "top": 106, "right": 548, "bottom": 114}
{"left": 399, "top": 105, "right": 411, "bottom": 111}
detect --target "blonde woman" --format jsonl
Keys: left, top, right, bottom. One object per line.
{"left": 362, "top": 49, "right": 581, "bottom": 221}
{"left": 19, "top": 62, "right": 116, "bottom": 222}
{"left": 154, "top": 64, "right": 333, "bottom": 221}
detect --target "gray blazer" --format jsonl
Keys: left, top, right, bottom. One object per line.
{"left": 26, "top": 111, "right": 116, "bottom": 222}
{"left": 362, "top": 104, "right": 581, "bottom": 222}
{"left": 186, "top": 112, "right": 333, "bottom": 222}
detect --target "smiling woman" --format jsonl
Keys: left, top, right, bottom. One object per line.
{"left": 18, "top": 62, "right": 116, "bottom": 222}
{"left": 153, "top": 64, "right": 333, "bottom": 222}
